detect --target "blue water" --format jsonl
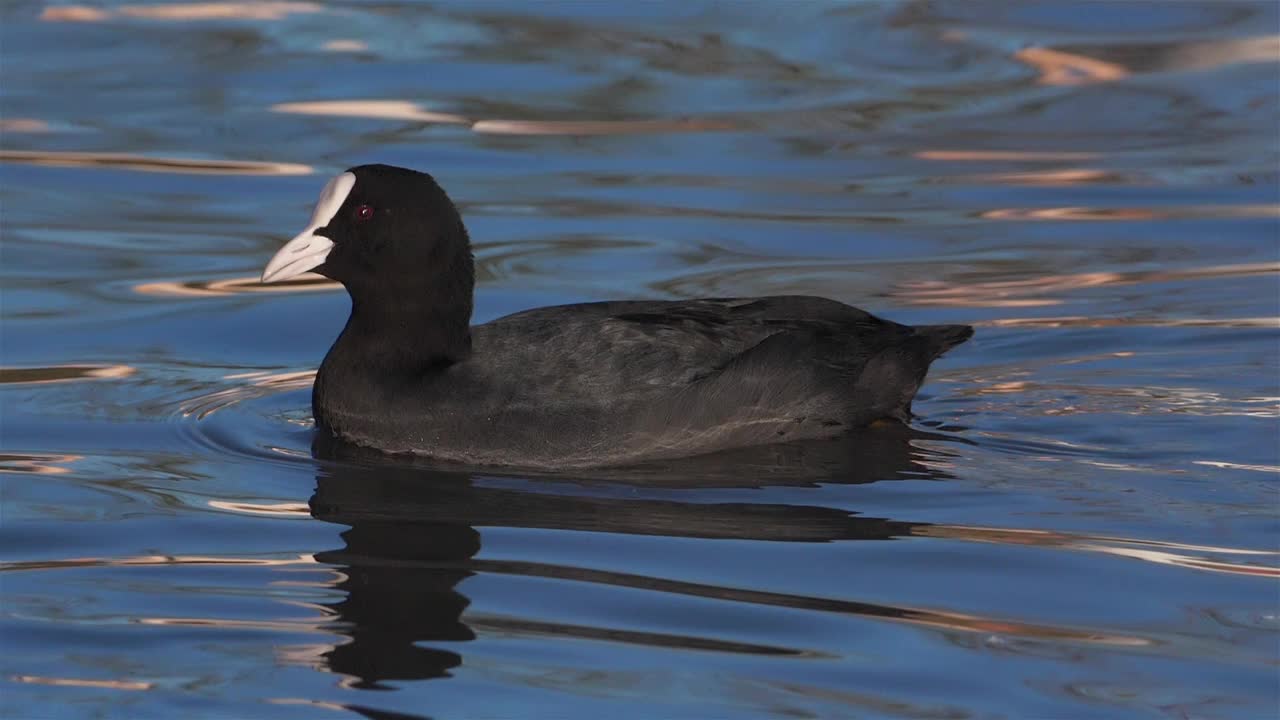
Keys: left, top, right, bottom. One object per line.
{"left": 2, "top": 2, "right": 1278, "bottom": 718}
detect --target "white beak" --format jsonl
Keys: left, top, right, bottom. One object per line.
{"left": 260, "top": 232, "right": 334, "bottom": 284}
{"left": 261, "top": 172, "right": 356, "bottom": 283}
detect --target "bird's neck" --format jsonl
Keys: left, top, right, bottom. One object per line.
{"left": 324, "top": 296, "right": 474, "bottom": 380}
{"left": 312, "top": 296, "right": 472, "bottom": 434}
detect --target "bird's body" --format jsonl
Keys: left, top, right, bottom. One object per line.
{"left": 263, "top": 165, "right": 972, "bottom": 468}
{"left": 314, "top": 295, "right": 970, "bottom": 467}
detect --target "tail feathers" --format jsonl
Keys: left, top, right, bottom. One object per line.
{"left": 913, "top": 324, "right": 974, "bottom": 361}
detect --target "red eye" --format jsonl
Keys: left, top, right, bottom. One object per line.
{"left": 355, "top": 204, "right": 374, "bottom": 221}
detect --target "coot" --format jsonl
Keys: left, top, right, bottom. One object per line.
{"left": 262, "top": 164, "right": 971, "bottom": 468}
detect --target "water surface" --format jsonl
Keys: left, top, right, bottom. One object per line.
{"left": 2, "top": 2, "right": 1278, "bottom": 718}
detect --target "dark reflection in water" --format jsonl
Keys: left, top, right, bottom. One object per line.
{"left": 311, "top": 495, "right": 476, "bottom": 689}
{"left": 306, "top": 429, "right": 942, "bottom": 689}
{"left": 4, "top": 0, "right": 1275, "bottom": 715}
{"left": 305, "top": 427, "right": 1169, "bottom": 693}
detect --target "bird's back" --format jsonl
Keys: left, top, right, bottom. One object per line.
{"left": 314, "top": 296, "right": 970, "bottom": 467}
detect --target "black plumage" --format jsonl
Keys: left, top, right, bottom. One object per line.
{"left": 264, "top": 164, "right": 971, "bottom": 468}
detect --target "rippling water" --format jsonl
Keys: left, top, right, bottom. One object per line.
{"left": 3, "top": 2, "right": 1278, "bottom": 718}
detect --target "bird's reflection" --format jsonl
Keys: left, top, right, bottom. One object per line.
{"left": 306, "top": 427, "right": 957, "bottom": 690}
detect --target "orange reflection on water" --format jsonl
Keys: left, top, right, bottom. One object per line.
{"left": 271, "top": 100, "right": 467, "bottom": 124}
{"left": 321, "top": 40, "right": 368, "bottom": 53}
{"left": 207, "top": 500, "right": 311, "bottom": 517}
{"left": 0, "top": 150, "right": 311, "bottom": 176}
{"left": 968, "top": 169, "right": 1128, "bottom": 187}
{"left": 1015, "top": 47, "right": 1129, "bottom": 85}
{"left": 0, "top": 453, "right": 82, "bottom": 476}
{"left": 985, "top": 205, "right": 1278, "bottom": 221}
{"left": 137, "top": 616, "right": 325, "bottom": 631}
{"left": 0, "top": 119, "right": 51, "bottom": 133}
{"left": 0, "top": 364, "right": 135, "bottom": 385}
{"left": 1193, "top": 460, "right": 1280, "bottom": 474}
{"left": 0, "top": 553, "right": 317, "bottom": 573}
{"left": 961, "top": 365, "right": 1279, "bottom": 418}
{"left": 897, "top": 609, "right": 1149, "bottom": 645}
{"left": 41, "top": 2, "right": 322, "bottom": 22}
{"left": 893, "top": 262, "right": 1279, "bottom": 307}
{"left": 982, "top": 207, "right": 1157, "bottom": 221}
{"left": 268, "top": 698, "right": 351, "bottom": 713}
{"left": 11, "top": 675, "right": 153, "bottom": 691}
{"left": 472, "top": 117, "right": 736, "bottom": 135}
{"left": 272, "top": 645, "right": 330, "bottom": 670}
{"left": 179, "top": 370, "right": 315, "bottom": 419}
{"left": 982, "top": 316, "right": 1280, "bottom": 329}
{"left": 270, "top": 99, "right": 735, "bottom": 136}
{"left": 37, "top": 6, "right": 110, "bottom": 21}
{"left": 919, "top": 525, "right": 1280, "bottom": 578}
{"left": 915, "top": 150, "right": 1100, "bottom": 162}
{"left": 135, "top": 274, "right": 336, "bottom": 298}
